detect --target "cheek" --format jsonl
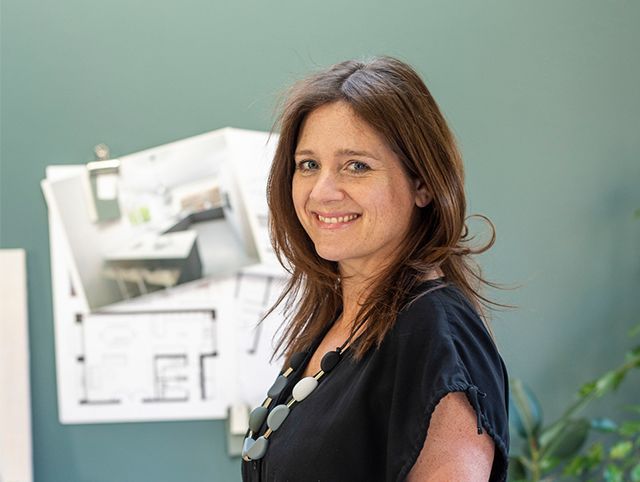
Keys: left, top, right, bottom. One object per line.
{"left": 374, "top": 182, "right": 416, "bottom": 225}
{"left": 370, "top": 181, "right": 408, "bottom": 213}
{"left": 291, "top": 179, "right": 307, "bottom": 219}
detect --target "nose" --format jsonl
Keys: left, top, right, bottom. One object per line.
{"left": 308, "top": 170, "right": 345, "bottom": 203}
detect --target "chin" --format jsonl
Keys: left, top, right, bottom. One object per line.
{"left": 313, "top": 245, "right": 345, "bottom": 263}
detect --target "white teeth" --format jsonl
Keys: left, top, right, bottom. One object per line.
{"left": 318, "top": 214, "right": 359, "bottom": 224}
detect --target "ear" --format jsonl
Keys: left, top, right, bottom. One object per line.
{"left": 414, "top": 179, "right": 430, "bottom": 208}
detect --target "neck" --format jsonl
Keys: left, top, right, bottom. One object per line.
{"left": 337, "top": 263, "right": 445, "bottom": 331}
{"left": 336, "top": 260, "right": 385, "bottom": 331}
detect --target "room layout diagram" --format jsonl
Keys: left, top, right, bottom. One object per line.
{"left": 77, "top": 308, "right": 217, "bottom": 406}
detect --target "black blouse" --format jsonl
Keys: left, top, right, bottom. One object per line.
{"left": 241, "top": 279, "right": 509, "bottom": 482}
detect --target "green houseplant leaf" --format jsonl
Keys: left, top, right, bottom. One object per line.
{"left": 506, "top": 456, "right": 527, "bottom": 481}
{"left": 563, "top": 442, "right": 604, "bottom": 477}
{"left": 604, "top": 463, "right": 624, "bottom": 482}
{"left": 540, "top": 418, "right": 590, "bottom": 460}
{"left": 609, "top": 440, "right": 633, "bottom": 460}
{"left": 509, "top": 378, "right": 542, "bottom": 439}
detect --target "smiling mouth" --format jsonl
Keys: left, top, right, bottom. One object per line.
{"left": 316, "top": 214, "right": 361, "bottom": 224}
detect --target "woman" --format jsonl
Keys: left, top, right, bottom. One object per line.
{"left": 241, "top": 56, "right": 509, "bottom": 482}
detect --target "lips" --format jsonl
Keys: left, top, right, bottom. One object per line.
{"left": 317, "top": 213, "right": 360, "bottom": 224}
{"left": 311, "top": 212, "right": 362, "bottom": 228}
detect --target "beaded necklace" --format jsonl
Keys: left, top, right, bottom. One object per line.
{"left": 242, "top": 326, "right": 356, "bottom": 461}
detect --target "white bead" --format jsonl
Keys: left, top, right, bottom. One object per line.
{"left": 292, "top": 376, "right": 318, "bottom": 402}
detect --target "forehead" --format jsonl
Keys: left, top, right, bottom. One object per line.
{"left": 296, "top": 101, "right": 390, "bottom": 157}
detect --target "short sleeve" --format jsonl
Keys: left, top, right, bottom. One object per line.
{"left": 383, "top": 287, "right": 509, "bottom": 482}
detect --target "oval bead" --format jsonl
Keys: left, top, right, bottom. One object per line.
{"left": 266, "top": 404, "right": 290, "bottom": 432}
{"left": 241, "top": 437, "right": 255, "bottom": 458}
{"left": 320, "top": 350, "right": 340, "bottom": 373}
{"left": 289, "top": 351, "right": 307, "bottom": 371}
{"left": 292, "top": 376, "right": 318, "bottom": 402}
{"left": 246, "top": 436, "right": 268, "bottom": 460}
{"left": 248, "top": 406, "right": 268, "bottom": 433}
{"left": 267, "top": 375, "right": 288, "bottom": 399}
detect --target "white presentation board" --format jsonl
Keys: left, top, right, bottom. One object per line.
{"left": 0, "top": 249, "right": 33, "bottom": 482}
{"left": 41, "top": 128, "right": 289, "bottom": 424}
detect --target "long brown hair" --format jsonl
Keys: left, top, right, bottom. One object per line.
{"left": 267, "top": 56, "right": 505, "bottom": 363}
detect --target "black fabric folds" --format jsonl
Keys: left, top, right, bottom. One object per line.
{"left": 241, "top": 280, "right": 509, "bottom": 482}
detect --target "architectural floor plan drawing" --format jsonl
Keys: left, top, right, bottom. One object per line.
{"left": 81, "top": 309, "right": 217, "bottom": 406}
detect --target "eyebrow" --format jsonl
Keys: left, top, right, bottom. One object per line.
{"left": 294, "top": 148, "right": 379, "bottom": 160}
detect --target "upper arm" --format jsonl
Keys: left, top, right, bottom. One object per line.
{"left": 406, "top": 391, "right": 495, "bottom": 482}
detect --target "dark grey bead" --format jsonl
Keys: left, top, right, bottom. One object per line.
{"left": 249, "top": 406, "right": 268, "bottom": 433}
{"left": 267, "top": 375, "right": 288, "bottom": 399}
{"left": 290, "top": 351, "right": 307, "bottom": 370}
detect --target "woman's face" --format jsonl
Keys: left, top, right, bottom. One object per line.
{"left": 292, "top": 101, "right": 428, "bottom": 277}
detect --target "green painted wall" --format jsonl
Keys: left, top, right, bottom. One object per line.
{"left": 1, "top": 1, "right": 639, "bottom": 481}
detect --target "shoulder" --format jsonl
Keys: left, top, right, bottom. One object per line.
{"left": 390, "top": 281, "right": 507, "bottom": 394}
{"left": 390, "top": 282, "right": 498, "bottom": 363}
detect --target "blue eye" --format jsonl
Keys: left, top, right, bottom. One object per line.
{"left": 296, "top": 159, "right": 319, "bottom": 171}
{"left": 347, "top": 161, "right": 370, "bottom": 173}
